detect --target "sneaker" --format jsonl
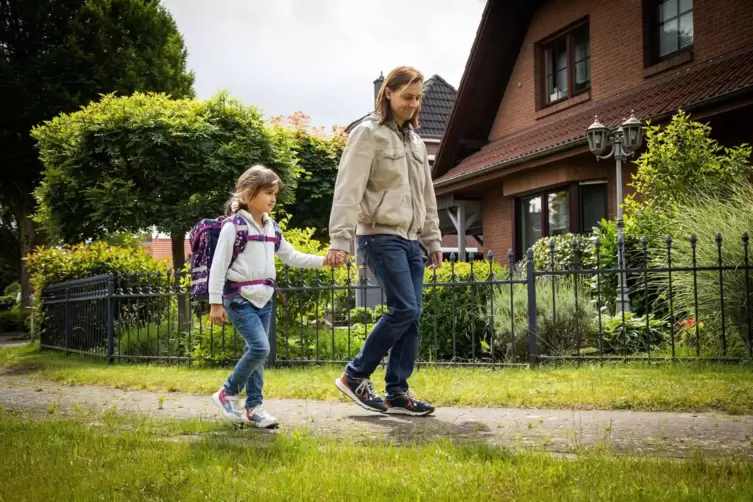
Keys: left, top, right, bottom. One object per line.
{"left": 211, "top": 388, "right": 243, "bottom": 424}
{"left": 334, "top": 373, "right": 387, "bottom": 413}
{"left": 243, "top": 406, "right": 279, "bottom": 429}
{"left": 385, "top": 392, "right": 435, "bottom": 416}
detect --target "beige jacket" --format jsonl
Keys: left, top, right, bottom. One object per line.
{"left": 328, "top": 116, "right": 442, "bottom": 254}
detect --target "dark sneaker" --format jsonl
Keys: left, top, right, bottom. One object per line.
{"left": 335, "top": 374, "right": 387, "bottom": 413}
{"left": 385, "top": 392, "right": 435, "bottom": 416}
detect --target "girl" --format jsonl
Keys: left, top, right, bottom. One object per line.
{"left": 209, "top": 165, "right": 324, "bottom": 428}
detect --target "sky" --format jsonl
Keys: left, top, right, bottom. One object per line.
{"left": 161, "top": 0, "right": 486, "bottom": 128}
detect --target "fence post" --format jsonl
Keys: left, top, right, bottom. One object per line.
{"left": 106, "top": 274, "right": 115, "bottom": 364}
{"left": 526, "top": 248, "right": 539, "bottom": 366}
{"left": 64, "top": 287, "right": 71, "bottom": 354}
{"left": 268, "top": 295, "right": 277, "bottom": 367}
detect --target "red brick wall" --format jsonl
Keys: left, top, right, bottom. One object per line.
{"left": 481, "top": 185, "right": 514, "bottom": 259}
{"left": 425, "top": 142, "right": 440, "bottom": 156}
{"left": 490, "top": 0, "right": 753, "bottom": 140}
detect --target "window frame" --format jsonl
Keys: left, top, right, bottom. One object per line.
{"left": 538, "top": 20, "right": 591, "bottom": 107}
{"left": 514, "top": 181, "right": 608, "bottom": 259}
{"left": 643, "top": 0, "right": 694, "bottom": 66}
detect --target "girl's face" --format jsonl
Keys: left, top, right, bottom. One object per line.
{"left": 246, "top": 185, "right": 278, "bottom": 214}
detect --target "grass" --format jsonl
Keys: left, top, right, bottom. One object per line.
{"left": 2, "top": 343, "right": 753, "bottom": 414}
{"left": 1, "top": 410, "right": 752, "bottom": 501}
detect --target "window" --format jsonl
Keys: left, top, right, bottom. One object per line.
{"left": 517, "top": 182, "right": 607, "bottom": 257}
{"left": 540, "top": 23, "right": 590, "bottom": 105}
{"left": 646, "top": 0, "right": 693, "bottom": 62}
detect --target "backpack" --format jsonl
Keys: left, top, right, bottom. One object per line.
{"left": 188, "top": 214, "right": 281, "bottom": 301}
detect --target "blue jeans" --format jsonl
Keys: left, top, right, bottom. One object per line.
{"left": 346, "top": 235, "right": 425, "bottom": 397}
{"left": 222, "top": 295, "right": 272, "bottom": 409}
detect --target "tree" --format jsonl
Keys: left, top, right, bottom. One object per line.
{"left": 269, "top": 112, "right": 345, "bottom": 240}
{"left": 0, "top": 0, "right": 194, "bottom": 306}
{"left": 625, "top": 109, "right": 752, "bottom": 237}
{"left": 32, "top": 91, "right": 298, "bottom": 273}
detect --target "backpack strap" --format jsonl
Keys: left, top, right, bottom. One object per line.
{"left": 228, "top": 215, "right": 249, "bottom": 264}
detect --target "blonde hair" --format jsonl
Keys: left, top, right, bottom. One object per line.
{"left": 225, "top": 164, "right": 282, "bottom": 215}
{"left": 374, "top": 66, "right": 424, "bottom": 128}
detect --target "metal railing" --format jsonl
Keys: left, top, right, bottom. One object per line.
{"left": 38, "top": 233, "right": 753, "bottom": 366}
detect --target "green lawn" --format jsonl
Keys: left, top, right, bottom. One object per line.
{"left": 3, "top": 343, "right": 753, "bottom": 414}
{"left": 1, "top": 410, "right": 751, "bottom": 501}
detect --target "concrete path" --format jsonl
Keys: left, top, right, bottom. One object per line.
{"left": 1, "top": 369, "right": 751, "bottom": 459}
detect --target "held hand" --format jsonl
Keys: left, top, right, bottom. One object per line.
{"left": 209, "top": 304, "right": 227, "bottom": 326}
{"left": 428, "top": 251, "right": 443, "bottom": 270}
{"left": 324, "top": 249, "right": 348, "bottom": 268}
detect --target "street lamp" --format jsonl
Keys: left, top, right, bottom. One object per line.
{"left": 587, "top": 111, "right": 644, "bottom": 313}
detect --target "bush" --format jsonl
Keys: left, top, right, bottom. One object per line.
{"left": 0, "top": 304, "right": 26, "bottom": 333}
{"left": 598, "top": 311, "right": 668, "bottom": 355}
{"left": 492, "top": 276, "right": 596, "bottom": 361}
{"left": 421, "top": 259, "right": 507, "bottom": 361}
{"left": 27, "top": 241, "right": 169, "bottom": 292}
{"left": 3, "top": 282, "right": 20, "bottom": 297}
{"left": 532, "top": 233, "right": 596, "bottom": 271}
{"left": 649, "top": 183, "right": 753, "bottom": 357}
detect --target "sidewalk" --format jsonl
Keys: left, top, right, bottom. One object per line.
{"left": 2, "top": 370, "right": 751, "bottom": 459}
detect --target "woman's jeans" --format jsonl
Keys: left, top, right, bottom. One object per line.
{"left": 345, "top": 235, "right": 424, "bottom": 397}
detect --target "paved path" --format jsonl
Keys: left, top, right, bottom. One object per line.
{"left": 1, "top": 369, "right": 751, "bottom": 459}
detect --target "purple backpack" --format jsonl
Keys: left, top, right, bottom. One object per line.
{"left": 188, "top": 215, "right": 281, "bottom": 301}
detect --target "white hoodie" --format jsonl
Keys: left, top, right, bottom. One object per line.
{"left": 208, "top": 210, "right": 325, "bottom": 307}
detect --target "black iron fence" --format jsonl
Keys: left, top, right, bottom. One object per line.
{"left": 38, "top": 233, "right": 753, "bottom": 366}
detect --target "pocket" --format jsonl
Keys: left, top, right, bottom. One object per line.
{"left": 373, "top": 188, "right": 407, "bottom": 226}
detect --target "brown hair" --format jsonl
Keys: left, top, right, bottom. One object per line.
{"left": 225, "top": 164, "right": 282, "bottom": 215}
{"left": 374, "top": 66, "right": 424, "bottom": 128}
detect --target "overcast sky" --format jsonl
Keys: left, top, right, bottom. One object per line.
{"left": 161, "top": 0, "right": 486, "bottom": 128}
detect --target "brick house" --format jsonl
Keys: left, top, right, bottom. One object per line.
{"left": 432, "top": 0, "right": 753, "bottom": 261}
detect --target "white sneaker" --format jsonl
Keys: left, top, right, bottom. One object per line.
{"left": 243, "top": 405, "right": 279, "bottom": 429}
{"left": 211, "top": 388, "right": 244, "bottom": 424}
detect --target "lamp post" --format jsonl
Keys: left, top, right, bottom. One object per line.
{"left": 587, "top": 111, "right": 644, "bottom": 313}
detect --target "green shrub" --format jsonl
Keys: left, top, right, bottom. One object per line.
{"left": 3, "top": 282, "right": 20, "bottom": 297}
{"left": 532, "top": 233, "right": 596, "bottom": 271}
{"left": 597, "top": 312, "right": 668, "bottom": 355}
{"left": 649, "top": 183, "right": 753, "bottom": 357}
{"left": 0, "top": 304, "right": 27, "bottom": 333}
{"left": 492, "top": 276, "right": 597, "bottom": 361}
{"left": 27, "top": 241, "right": 168, "bottom": 292}
{"left": 421, "top": 259, "right": 507, "bottom": 361}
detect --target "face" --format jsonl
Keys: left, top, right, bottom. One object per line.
{"left": 386, "top": 80, "right": 422, "bottom": 125}
{"left": 246, "top": 185, "right": 278, "bottom": 214}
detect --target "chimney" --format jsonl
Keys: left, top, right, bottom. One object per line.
{"left": 373, "top": 71, "right": 384, "bottom": 105}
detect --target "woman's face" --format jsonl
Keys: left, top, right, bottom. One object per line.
{"left": 386, "top": 81, "right": 422, "bottom": 125}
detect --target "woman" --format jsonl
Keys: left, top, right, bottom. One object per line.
{"left": 324, "top": 66, "right": 443, "bottom": 416}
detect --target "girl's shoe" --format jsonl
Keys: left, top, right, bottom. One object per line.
{"left": 244, "top": 405, "right": 279, "bottom": 429}
{"left": 211, "top": 388, "right": 244, "bottom": 424}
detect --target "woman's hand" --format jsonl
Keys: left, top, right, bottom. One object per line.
{"left": 324, "top": 249, "right": 348, "bottom": 267}
{"left": 209, "top": 304, "right": 227, "bottom": 326}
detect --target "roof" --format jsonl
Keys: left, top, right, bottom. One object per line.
{"left": 345, "top": 75, "right": 457, "bottom": 138}
{"left": 435, "top": 46, "right": 753, "bottom": 185}
{"left": 432, "top": 0, "right": 543, "bottom": 179}
{"left": 416, "top": 75, "right": 457, "bottom": 138}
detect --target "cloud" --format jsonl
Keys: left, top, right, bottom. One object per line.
{"left": 161, "top": 0, "right": 485, "bottom": 127}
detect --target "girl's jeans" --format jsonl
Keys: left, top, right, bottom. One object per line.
{"left": 222, "top": 295, "right": 272, "bottom": 409}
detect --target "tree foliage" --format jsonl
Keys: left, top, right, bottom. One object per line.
{"left": 0, "top": 0, "right": 195, "bottom": 304}
{"left": 32, "top": 91, "right": 298, "bottom": 270}
{"left": 269, "top": 112, "right": 345, "bottom": 239}
{"left": 625, "top": 109, "right": 751, "bottom": 233}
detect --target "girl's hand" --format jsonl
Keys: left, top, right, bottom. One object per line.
{"left": 210, "top": 304, "right": 227, "bottom": 325}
